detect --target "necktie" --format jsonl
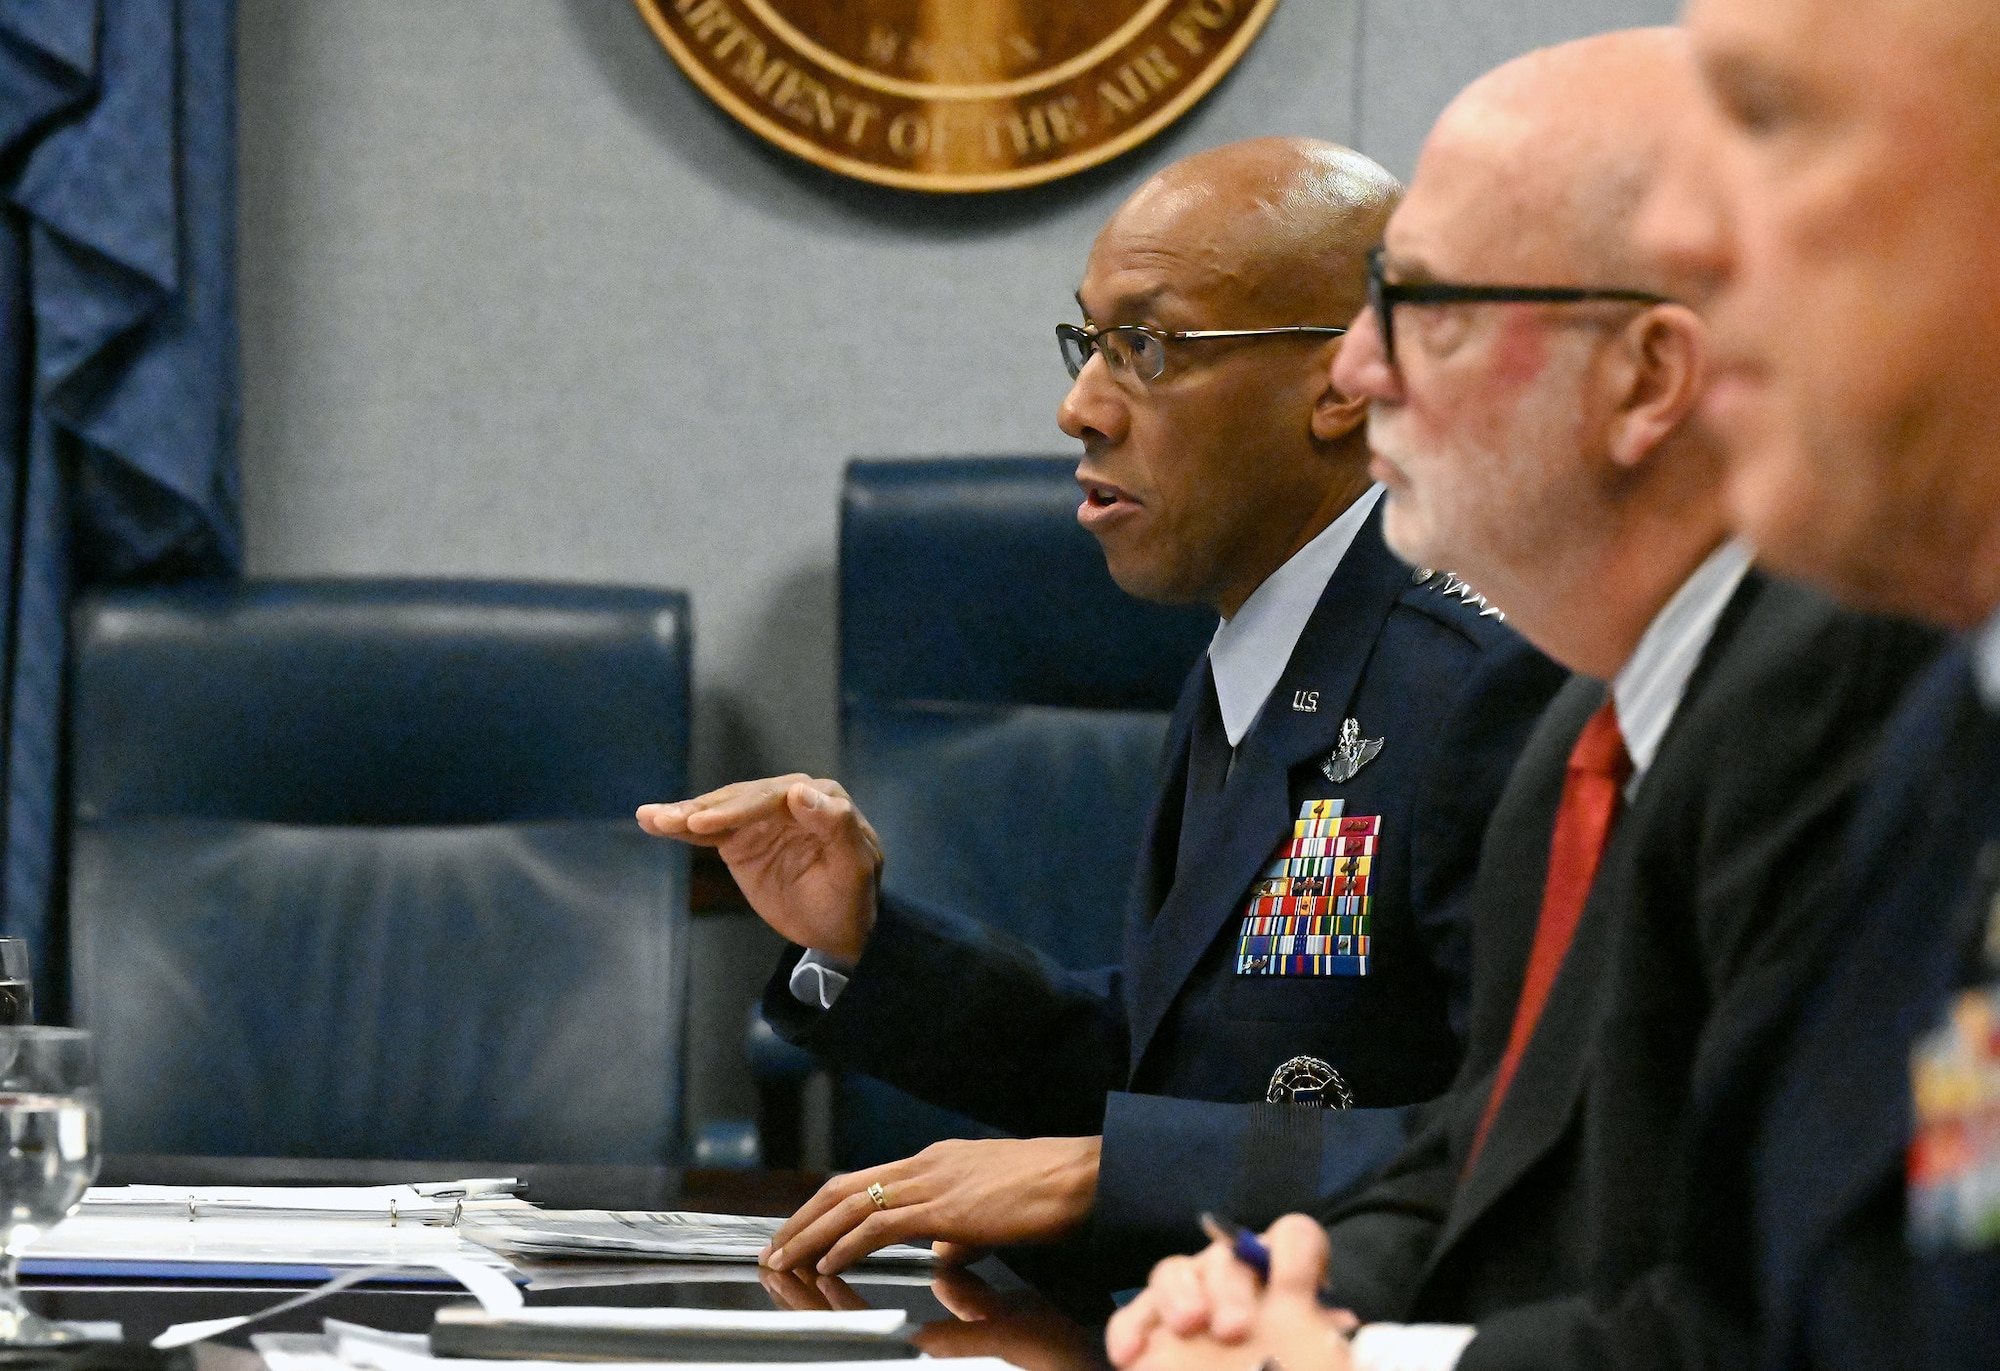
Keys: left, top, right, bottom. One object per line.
{"left": 1174, "top": 666, "right": 1233, "bottom": 889}
{"left": 1467, "top": 698, "right": 1632, "bottom": 1167}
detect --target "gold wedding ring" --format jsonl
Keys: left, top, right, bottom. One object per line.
{"left": 866, "top": 1182, "right": 890, "bottom": 1210}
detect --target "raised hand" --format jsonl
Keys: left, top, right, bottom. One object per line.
{"left": 760, "top": 1136, "right": 1103, "bottom": 1275}
{"left": 637, "top": 775, "right": 884, "bottom": 961}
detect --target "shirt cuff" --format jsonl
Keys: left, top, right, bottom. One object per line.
{"left": 788, "top": 949, "right": 856, "bottom": 1010}
{"left": 1349, "top": 1323, "right": 1477, "bottom": 1371}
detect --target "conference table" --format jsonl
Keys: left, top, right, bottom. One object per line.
{"left": 20, "top": 1157, "right": 1108, "bottom": 1371}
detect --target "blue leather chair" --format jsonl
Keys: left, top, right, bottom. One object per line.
{"left": 67, "top": 580, "right": 692, "bottom": 1165}
{"left": 827, "top": 457, "right": 1213, "bottom": 1167}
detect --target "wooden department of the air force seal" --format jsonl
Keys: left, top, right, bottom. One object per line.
{"left": 633, "top": 0, "right": 1282, "bottom": 192}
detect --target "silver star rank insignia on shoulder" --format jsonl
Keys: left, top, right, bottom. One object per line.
{"left": 1321, "top": 717, "right": 1384, "bottom": 784}
{"left": 1413, "top": 565, "right": 1505, "bottom": 619}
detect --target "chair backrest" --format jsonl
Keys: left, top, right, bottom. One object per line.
{"left": 68, "top": 579, "right": 692, "bottom": 1164}
{"left": 835, "top": 457, "right": 1212, "bottom": 1164}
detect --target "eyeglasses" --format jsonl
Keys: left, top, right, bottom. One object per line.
{"left": 1366, "top": 246, "right": 1673, "bottom": 371}
{"left": 1057, "top": 321, "right": 1347, "bottom": 384}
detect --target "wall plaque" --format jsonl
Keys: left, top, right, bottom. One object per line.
{"left": 633, "top": 0, "right": 1282, "bottom": 192}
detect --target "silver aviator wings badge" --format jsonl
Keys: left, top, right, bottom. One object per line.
{"left": 1321, "top": 717, "right": 1385, "bottom": 785}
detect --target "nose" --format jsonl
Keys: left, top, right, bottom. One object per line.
{"left": 1636, "top": 122, "right": 1736, "bottom": 308}
{"left": 1331, "top": 305, "right": 1401, "bottom": 406}
{"left": 1058, "top": 351, "right": 1130, "bottom": 444}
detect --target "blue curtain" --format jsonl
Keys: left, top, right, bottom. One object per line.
{"left": 0, "top": 0, "right": 240, "bottom": 1007}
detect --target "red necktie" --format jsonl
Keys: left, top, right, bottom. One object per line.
{"left": 1467, "top": 699, "right": 1632, "bottom": 1168}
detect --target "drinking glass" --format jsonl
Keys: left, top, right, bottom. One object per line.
{"left": 0, "top": 942, "right": 34, "bottom": 1027}
{"left": 0, "top": 1029, "right": 97, "bottom": 1342}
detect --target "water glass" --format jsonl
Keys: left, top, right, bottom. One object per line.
{"left": 0, "top": 942, "right": 33, "bottom": 1027}
{"left": 0, "top": 1029, "right": 97, "bottom": 1342}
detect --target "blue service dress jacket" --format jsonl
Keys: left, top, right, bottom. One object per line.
{"left": 761, "top": 504, "right": 1567, "bottom": 1283}
{"left": 1754, "top": 641, "right": 2000, "bottom": 1371}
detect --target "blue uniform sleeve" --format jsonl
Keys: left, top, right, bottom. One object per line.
{"left": 1093, "top": 1091, "right": 1426, "bottom": 1288}
{"left": 760, "top": 892, "right": 1130, "bottom": 1139}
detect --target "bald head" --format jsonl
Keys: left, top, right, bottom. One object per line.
{"left": 1060, "top": 137, "right": 1397, "bottom": 618}
{"left": 1335, "top": 27, "right": 1724, "bottom": 680}
{"left": 1102, "top": 137, "right": 1402, "bottom": 326}
{"left": 1422, "top": 29, "right": 1695, "bottom": 290}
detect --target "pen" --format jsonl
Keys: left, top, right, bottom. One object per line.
{"left": 1197, "top": 1212, "right": 1357, "bottom": 1338}
{"left": 1199, "top": 1211, "right": 1270, "bottom": 1282}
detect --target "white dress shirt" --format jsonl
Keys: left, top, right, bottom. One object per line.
{"left": 1353, "top": 536, "right": 1752, "bottom": 1371}
{"left": 789, "top": 484, "right": 1388, "bottom": 1010}
{"left": 1612, "top": 538, "right": 1754, "bottom": 792}
{"left": 1971, "top": 603, "right": 2000, "bottom": 713}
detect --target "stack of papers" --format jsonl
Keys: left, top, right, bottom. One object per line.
{"left": 81, "top": 1181, "right": 523, "bottom": 1224}
{"left": 460, "top": 1211, "right": 938, "bottom": 1267}
{"left": 26, "top": 1182, "right": 530, "bottom": 1281}
{"left": 31, "top": 1215, "right": 480, "bottom": 1264}
{"left": 512, "top": 1261, "right": 935, "bottom": 1290}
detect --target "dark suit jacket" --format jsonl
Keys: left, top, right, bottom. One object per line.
{"left": 1755, "top": 642, "right": 2000, "bottom": 1371}
{"left": 1313, "top": 573, "right": 1941, "bottom": 1371}
{"left": 763, "top": 504, "right": 1566, "bottom": 1282}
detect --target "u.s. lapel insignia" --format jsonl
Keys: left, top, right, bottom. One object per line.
{"left": 1266, "top": 1055, "right": 1354, "bottom": 1110}
{"left": 1321, "top": 717, "right": 1384, "bottom": 785}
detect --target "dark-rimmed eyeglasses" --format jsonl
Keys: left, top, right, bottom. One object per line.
{"left": 1057, "top": 321, "right": 1347, "bottom": 384}
{"left": 1366, "top": 245, "right": 1673, "bottom": 371}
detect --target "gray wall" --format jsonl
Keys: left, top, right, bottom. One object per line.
{"left": 239, "top": 0, "right": 1674, "bottom": 792}
{"left": 236, "top": 0, "right": 1676, "bottom": 1143}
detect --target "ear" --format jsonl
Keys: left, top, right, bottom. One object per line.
{"left": 1310, "top": 348, "right": 1370, "bottom": 444}
{"left": 1605, "top": 305, "right": 1706, "bottom": 468}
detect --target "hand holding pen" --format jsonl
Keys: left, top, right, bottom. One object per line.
{"left": 1105, "top": 1214, "right": 1358, "bottom": 1371}
{"left": 1196, "top": 1213, "right": 1356, "bottom": 1333}
{"left": 1198, "top": 1212, "right": 1274, "bottom": 1282}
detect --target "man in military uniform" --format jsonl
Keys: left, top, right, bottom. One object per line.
{"left": 640, "top": 137, "right": 1563, "bottom": 1288}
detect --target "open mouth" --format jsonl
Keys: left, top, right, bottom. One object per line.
{"left": 1076, "top": 473, "right": 1140, "bottom": 527}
